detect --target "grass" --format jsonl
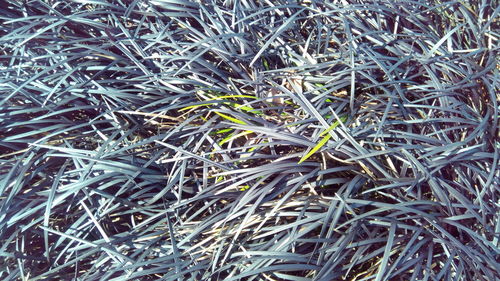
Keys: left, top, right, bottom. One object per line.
{"left": 0, "top": 0, "right": 499, "bottom": 280}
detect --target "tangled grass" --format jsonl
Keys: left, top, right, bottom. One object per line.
{"left": 0, "top": 0, "right": 499, "bottom": 280}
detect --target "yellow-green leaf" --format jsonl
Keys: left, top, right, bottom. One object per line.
{"left": 215, "top": 128, "right": 233, "bottom": 134}
{"left": 298, "top": 115, "right": 347, "bottom": 164}
{"left": 320, "top": 115, "right": 348, "bottom": 137}
{"left": 219, "top": 130, "right": 253, "bottom": 146}
{"left": 214, "top": 111, "right": 247, "bottom": 125}
{"left": 262, "top": 57, "right": 270, "bottom": 70}
{"left": 298, "top": 134, "right": 331, "bottom": 164}
{"left": 239, "top": 185, "right": 250, "bottom": 191}
{"left": 209, "top": 94, "right": 256, "bottom": 100}
{"left": 179, "top": 103, "right": 213, "bottom": 111}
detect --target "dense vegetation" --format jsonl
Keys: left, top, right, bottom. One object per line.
{"left": 0, "top": 0, "right": 498, "bottom": 280}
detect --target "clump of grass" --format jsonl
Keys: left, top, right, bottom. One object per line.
{"left": 0, "top": 0, "right": 498, "bottom": 280}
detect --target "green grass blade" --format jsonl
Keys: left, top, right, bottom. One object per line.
{"left": 298, "top": 134, "right": 331, "bottom": 164}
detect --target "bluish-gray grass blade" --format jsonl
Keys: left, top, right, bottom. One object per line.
{"left": 42, "top": 160, "right": 69, "bottom": 263}
{"left": 375, "top": 222, "right": 396, "bottom": 281}
{"left": 248, "top": 8, "right": 306, "bottom": 67}
{"left": 154, "top": 140, "right": 231, "bottom": 171}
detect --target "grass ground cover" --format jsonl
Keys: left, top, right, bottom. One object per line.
{"left": 0, "top": 0, "right": 498, "bottom": 280}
